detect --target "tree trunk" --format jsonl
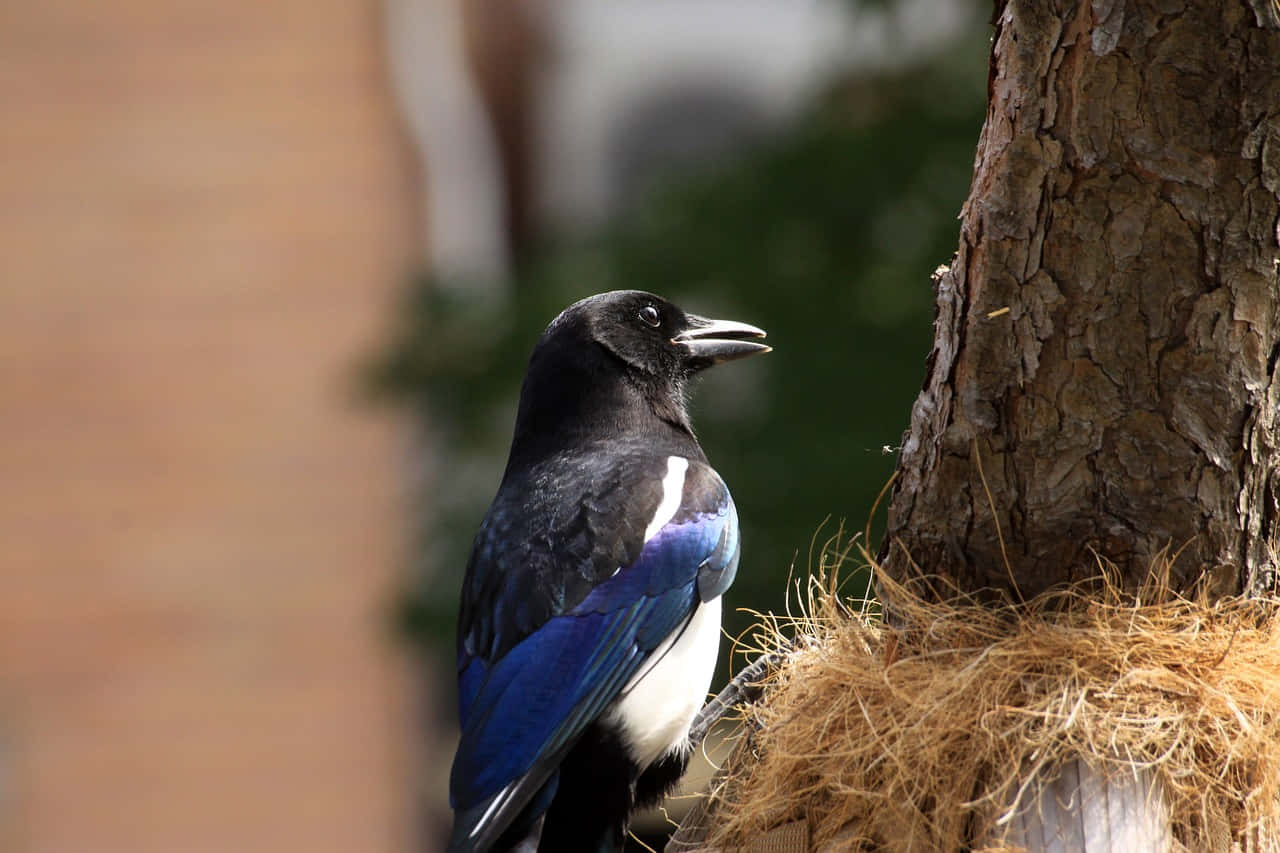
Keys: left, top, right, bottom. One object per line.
{"left": 882, "top": 0, "right": 1280, "bottom": 600}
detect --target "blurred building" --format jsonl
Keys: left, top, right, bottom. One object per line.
{"left": 0, "top": 3, "right": 421, "bottom": 851}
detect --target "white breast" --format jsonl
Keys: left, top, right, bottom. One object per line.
{"left": 605, "top": 596, "right": 722, "bottom": 769}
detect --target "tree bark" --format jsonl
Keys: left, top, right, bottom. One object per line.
{"left": 882, "top": 0, "right": 1280, "bottom": 599}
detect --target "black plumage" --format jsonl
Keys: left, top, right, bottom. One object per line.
{"left": 448, "top": 290, "right": 769, "bottom": 852}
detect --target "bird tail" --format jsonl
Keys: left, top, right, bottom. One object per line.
{"left": 446, "top": 812, "right": 541, "bottom": 853}
{"left": 447, "top": 776, "right": 556, "bottom": 853}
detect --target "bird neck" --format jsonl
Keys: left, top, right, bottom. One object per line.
{"left": 506, "top": 359, "right": 701, "bottom": 469}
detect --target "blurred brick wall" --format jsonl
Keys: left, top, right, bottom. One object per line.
{"left": 0, "top": 2, "right": 422, "bottom": 851}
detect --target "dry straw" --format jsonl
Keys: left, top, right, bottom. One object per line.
{"left": 702, "top": 543, "right": 1280, "bottom": 851}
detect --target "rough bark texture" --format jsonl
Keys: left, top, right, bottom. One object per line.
{"left": 883, "top": 0, "right": 1280, "bottom": 599}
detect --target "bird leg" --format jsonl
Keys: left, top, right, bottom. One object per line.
{"left": 685, "top": 639, "right": 801, "bottom": 752}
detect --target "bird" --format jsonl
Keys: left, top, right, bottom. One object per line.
{"left": 447, "top": 290, "right": 770, "bottom": 852}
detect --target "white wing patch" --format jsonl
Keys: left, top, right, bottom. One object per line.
{"left": 644, "top": 456, "right": 689, "bottom": 542}
{"left": 605, "top": 596, "right": 722, "bottom": 769}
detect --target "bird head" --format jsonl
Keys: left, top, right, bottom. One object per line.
{"left": 512, "top": 291, "right": 769, "bottom": 458}
{"left": 573, "top": 290, "right": 770, "bottom": 379}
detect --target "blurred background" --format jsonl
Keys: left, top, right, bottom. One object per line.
{"left": 0, "top": 1, "right": 987, "bottom": 851}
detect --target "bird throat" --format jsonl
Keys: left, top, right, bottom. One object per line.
{"left": 508, "top": 365, "right": 698, "bottom": 470}
{"left": 632, "top": 372, "right": 694, "bottom": 440}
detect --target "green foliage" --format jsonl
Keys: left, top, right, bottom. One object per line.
{"left": 366, "top": 51, "right": 987, "bottom": 675}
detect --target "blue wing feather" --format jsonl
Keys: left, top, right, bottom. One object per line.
{"left": 449, "top": 457, "right": 741, "bottom": 848}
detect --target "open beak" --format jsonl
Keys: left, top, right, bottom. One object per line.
{"left": 673, "top": 314, "right": 771, "bottom": 367}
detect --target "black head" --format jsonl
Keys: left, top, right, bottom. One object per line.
{"left": 510, "top": 290, "right": 769, "bottom": 462}
{"left": 565, "top": 290, "right": 770, "bottom": 378}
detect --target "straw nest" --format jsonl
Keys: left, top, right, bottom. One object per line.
{"left": 698, "top": 549, "right": 1280, "bottom": 851}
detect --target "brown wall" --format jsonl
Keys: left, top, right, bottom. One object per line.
{"left": 0, "top": 2, "right": 422, "bottom": 850}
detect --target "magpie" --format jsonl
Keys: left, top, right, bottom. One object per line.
{"left": 447, "top": 290, "right": 769, "bottom": 852}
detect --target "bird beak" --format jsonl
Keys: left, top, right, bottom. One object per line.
{"left": 673, "top": 314, "right": 771, "bottom": 367}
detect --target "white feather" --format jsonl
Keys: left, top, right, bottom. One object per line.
{"left": 645, "top": 456, "right": 689, "bottom": 542}
{"left": 471, "top": 781, "right": 516, "bottom": 838}
{"left": 606, "top": 596, "right": 722, "bottom": 768}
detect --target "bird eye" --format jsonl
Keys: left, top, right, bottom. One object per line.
{"left": 638, "top": 305, "right": 661, "bottom": 327}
